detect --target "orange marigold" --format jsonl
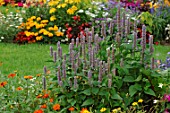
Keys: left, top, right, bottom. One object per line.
{"left": 68, "top": 107, "right": 74, "bottom": 111}
{"left": 42, "top": 94, "right": 49, "bottom": 98}
{"left": 16, "top": 87, "right": 22, "bottom": 91}
{"left": 80, "top": 108, "right": 90, "bottom": 113}
{"left": 49, "top": 98, "right": 54, "bottom": 103}
{"left": 36, "top": 73, "right": 41, "bottom": 77}
{"left": 24, "top": 75, "right": 33, "bottom": 79}
{"left": 34, "top": 109, "right": 43, "bottom": 113}
{"left": 40, "top": 104, "right": 47, "bottom": 109}
{"left": 53, "top": 104, "right": 60, "bottom": 111}
{"left": 0, "top": 81, "right": 7, "bottom": 88}
{"left": 8, "top": 73, "right": 16, "bottom": 78}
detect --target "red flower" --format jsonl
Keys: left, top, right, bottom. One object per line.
{"left": 40, "top": 104, "right": 47, "bottom": 109}
{"left": 154, "top": 42, "right": 159, "bottom": 45}
{"left": 8, "top": 73, "right": 16, "bottom": 78}
{"left": 34, "top": 109, "right": 43, "bottom": 113}
{"left": 42, "top": 94, "right": 49, "bottom": 98}
{"left": 68, "top": 107, "right": 74, "bottom": 111}
{"left": 53, "top": 104, "right": 60, "bottom": 111}
{"left": 0, "top": 81, "right": 7, "bottom": 88}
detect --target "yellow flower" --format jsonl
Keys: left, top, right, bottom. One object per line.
{"left": 48, "top": 1, "right": 60, "bottom": 6}
{"left": 39, "top": 29, "right": 46, "bottom": 34}
{"left": 25, "top": 31, "right": 31, "bottom": 36}
{"left": 74, "top": 0, "right": 81, "bottom": 3}
{"left": 132, "top": 102, "right": 138, "bottom": 106}
{"left": 36, "top": 17, "right": 41, "bottom": 21}
{"left": 53, "top": 25, "right": 58, "bottom": 31}
{"left": 0, "top": 0, "right": 5, "bottom": 6}
{"left": 138, "top": 99, "right": 143, "bottom": 103}
{"left": 71, "top": 5, "right": 78, "bottom": 11}
{"left": 112, "top": 109, "right": 118, "bottom": 113}
{"left": 49, "top": 8, "right": 56, "bottom": 14}
{"left": 31, "top": 16, "right": 36, "bottom": 20}
{"left": 36, "top": 24, "right": 41, "bottom": 29}
{"left": 34, "top": 32, "right": 39, "bottom": 36}
{"left": 48, "top": 27, "right": 54, "bottom": 31}
{"left": 36, "top": 36, "right": 43, "bottom": 41}
{"left": 26, "top": 26, "right": 31, "bottom": 30}
{"left": 48, "top": 33, "right": 54, "bottom": 37}
{"left": 100, "top": 107, "right": 107, "bottom": 112}
{"left": 55, "top": 32, "right": 64, "bottom": 37}
{"left": 65, "top": 0, "right": 74, "bottom": 4}
{"left": 67, "top": 9, "right": 74, "bottom": 15}
{"left": 50, "top": 15, "right": 56, "bottom": 21}
{"left": 41, "top": 20, "right": 49, "bottom": 24}
{"left": 43, "top": 31, "right": 49, "bottom": 35}
{"left": 164, "top": 0, "right": 170, "bottom": 6}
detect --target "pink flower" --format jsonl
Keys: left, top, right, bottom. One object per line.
{"left": 18, "top": 2, "right": 23, "bottom": 7}
{"left": 163, "top": 94, "right": 170, "bottom": 102}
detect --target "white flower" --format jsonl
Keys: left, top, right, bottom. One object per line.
{"left": 19, "top": 18, "right": 23, "bottom": 22}
{"left": 158, "top": 83, "right": 163, "bottom": 88}
{"left": 153, "top": 100, "right": 159, "bottom": 104}
{"left": 77, "top": 9, "right": 84, "bottom": 13}
{"left": 1, "top": 37, "right": 4, "bottom": 39}
{"left": 102, "top": 12, "right": 109, "bottom": 17}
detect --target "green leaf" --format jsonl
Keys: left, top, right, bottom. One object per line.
{"left": 81, "top": 98, "right": 94, "bottom": 106}
{"left": 129, "top": 85, "right": 138, "bottom": 97}
{"left": 144, "top": 89, "right": 156, "bottom": 96}
{"left": 123, "top": 76, "right": 135, "bottom": 82}
{"left": 91, "top": 87, "right": 99, "bottom": 95}
{"left": 111, "top": 93, "right": 122, "bottom": 100}
{"left": 135, "top": 75, "right": 142, "bottom": 82}
{"left": 81, "top": 88, "right": 91, "bottom": 96}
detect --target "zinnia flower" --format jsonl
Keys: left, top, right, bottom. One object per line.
{"left": 68, "top": 107, "right": 74, "bottom": 111}
{"left": 40, "top": 104, "right": 47, "bottom": 109}
{"left": 34, "top": 109, "right": 43, "bottom": 113}
{"left": 0, "top": 81, "right": 7, "bottom": 88}
{"left": 8, "top": 73, "right": 16, "bottom": 78}
{"left": 16, "top": 87, "right": 22, "bottom": 91}
{"left": 53, "top": 104, "right": 60, "bottom": 111}
{"left": 49, "top": 98, "right": 54, "bottom": 103}
{"left": 80, "top": 108, "right": 90, "bottom": 113}
{"left": 24, "top": 76, "right": 33, "bottom": 79}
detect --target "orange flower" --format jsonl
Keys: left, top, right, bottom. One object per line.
{"left": 42, "top": 94, "right": 49, "bottom": 98}
{"left": 8, "top": 73, "right": 16, "bottom": 78}
{"left": 36, "top": 74, "right": 41, "bottom": 77}
{"left": 40, "top": 104, "right": 47, "bottom": 109}
{"left": 36, "top": 94, "right": 42, "bottom": 98}
{"left": 0, "top": 81, "right": 7, "bottom": 88}
{"left": 53, "top": 104, "right": 60, "bottom": 111}
{"left": 80, "top": 108, "right": 90, "bottom": 113}
{"left": 68, "top": 107, "right": 74, "bottom": 111}
{"left": 50, "top": 98, "right": 54, "bottom": 103}
{"left": 34, "top": 109, "right": 43, "bottom": 113}
{"left": 16, "top": 87, "right": 22, "bottom": 91}
{"left": 47, "top": 70, "right": 50, "bottom": 74}
{"left": 24, "top": 76, "right": 33, "bottom": 79}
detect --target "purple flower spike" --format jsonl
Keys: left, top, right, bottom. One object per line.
{"left": 74, "top": 76, "right": 78, "bottom": 88}
{"left": 44, "top": 66, "right": 47, "bottom": 75}
{"left": 50, "top": 46, "right": 53, "bottom": 57}
{"left": 42, "top": 76, "right": 46, "bottom": 90}
{"left": 53, "top": 51, "right": 57, "bottom": 63}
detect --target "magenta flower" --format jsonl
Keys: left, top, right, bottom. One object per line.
{"left": 163, "top": 94, "right": 170, "bottom": 102}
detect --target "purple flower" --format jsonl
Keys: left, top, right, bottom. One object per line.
{"left": 163, "top": 94, "right": 170, "bottom": 102}
{"left": 167, "top": 52, "right": 170, "bottom": 55}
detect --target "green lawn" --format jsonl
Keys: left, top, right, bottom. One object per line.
{"left": 0, "top": 43, "right": 169, "bottom": 76}
{"left": 0, "top": 43, "right": 68, "bottom": 76}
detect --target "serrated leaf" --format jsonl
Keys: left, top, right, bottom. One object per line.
{"left": 81, "top": 88, "right": 91, "bottom": 96}
{"left": 135, "top": 75, "right": 142, "bottom": 82}
{"left": 111, "top": 93, "right": 122, "bottom": 100}
{"left": 81, "top": 98, "right": 94, "bottom": 106}
{"left": 129, "top": 85, "right": 138, "bottom": 97}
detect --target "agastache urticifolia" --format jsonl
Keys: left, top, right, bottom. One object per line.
{"left": 141, "top": 25, "right": 146, "bottom": 63}
{"left": 117, "top": 5, "right": 121, "bottom": 35}
{"left": 98, "top": 61, "right": 103, "bottom": 83}
{"left": 50, "top": 46, "right": 53, "bottom": 57}
{"left": 42, "top": 76, "right": 46, "bottom": 90}
{"left": 88, "top": 70, "right": 92, "bottom": 86}
{"left": 149, "top": 35, "right": 154, "bottom": 54}
{"left": 122, "top": 12, "right": 126, "bottom": 37}
{"left": 101, "top": 21, "right": 106, "bottom": 38}
{"left": 108, "top": 79, "right": 112, "bottom": 88}
{"left": 53, "top": 51, "right": 57, "bottom": 63}
{"left": 74, "top": 76, "right": 78, "bottom": 88}
{"left": 44, "top": 66, "right": 47, "bottom": 75}
{"left": 151, "top": 57, "right": 155, "bottom": 70}
{"left": 57, "top": 66, "right": 61, "bottom": 86}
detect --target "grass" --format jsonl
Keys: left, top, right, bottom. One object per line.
{"left": 0, "top": 43, "right": 169, "bottom": 76}
{"left": 0, "top": 43, "right": 68, "bottom": 76}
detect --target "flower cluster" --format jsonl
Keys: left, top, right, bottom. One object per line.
{"left": 165, "top": 24, "right": 170, "bottom": 42}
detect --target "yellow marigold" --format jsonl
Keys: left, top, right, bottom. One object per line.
{"left": 48, "top": 27, "right": 54, "bottom": 31}
{"left": 55, "top": 32, "right": 64, "bottom": 37}
{"left": 36, "top": 36, "right": 43, "bottom": 41}
{"left": 25, "top": 31, "right": 32, "bottom": 36}
{"left": 34, "top": 32, "right": 39, "bottom": 36}
{"left": 164, "top": 0, "right": 170, "bottom": 6}
{"left": 41, "top": 20, "right": 49, "bottom": 24}
{"left": 48, "top": 33, "right": 54, "bottom": 37}
{"left": 49, "top": 8, "right": 56, "bottom": 14}
{"left": 67, "top": 8, "right": 74, "bottom": 15}
{"left": 0, "top": 0, "right": 5, "bottom": 6}
{"left": 71, "top": 5, "right": 78, "bottom": 11}
{"left": 74, "top": 0, "right": 81, "bottom": 3}
{"left": 50, "top": 16, "right": 56, "bottom": 21}
{"left": 36, "top": 24, "right": 41, "bottom": 29}
{"left": 43, "top": 31, "right": 49, "bottom": 35}
{"left": 138, "top": 99, "right": 143, "bottom": 103}
{"left": 48, "top": 1, "right": 60, "bottom": 6}
{"left": 31, "top": 16, "right": 36, "bottom": 20}
{"left": 112, "top": 109, "right": 118, "bottom": 113}
{"left": 26, "top": 26, "right": 31, "bottom": 30}
{"left": 36, "top": 17, "right": 41, "bottom": 21}
{"left": 132, "top": 102, "right": 138, "bottom": 106}
{"left": 53, "top": 25, "right": 58, "bottom": 31}
{"left": 39, "top": 29, "right": 46, "bottom": 34}
{"left": 100, "top": 108, "right": 107, "bottom": 112}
